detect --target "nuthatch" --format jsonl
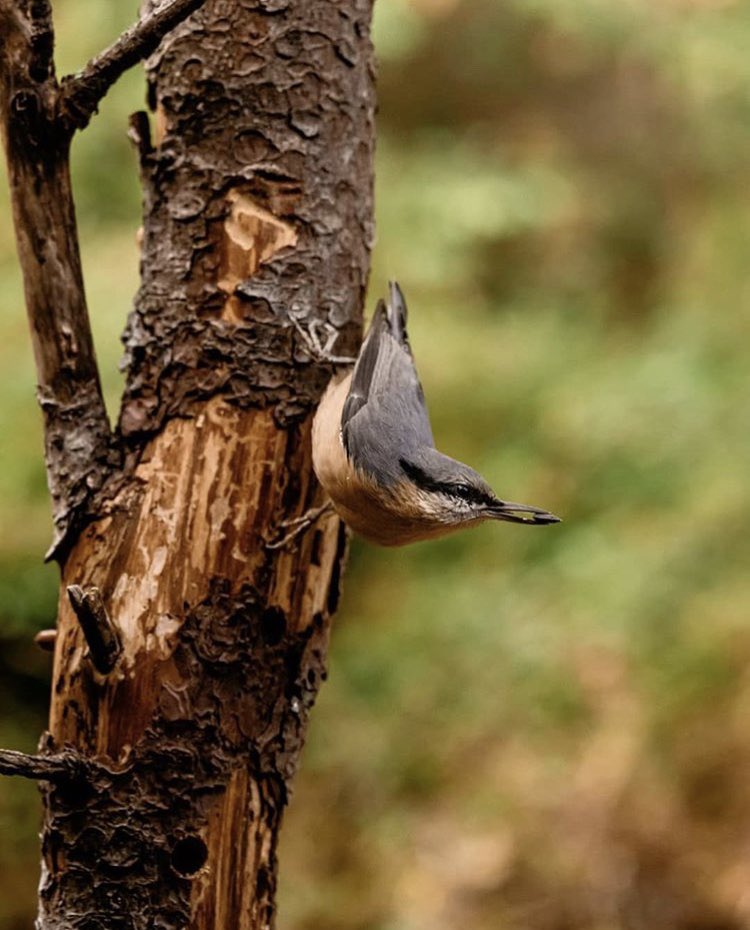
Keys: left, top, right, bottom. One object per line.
{"left": 312, "top": 282, "right": 560, "bottom": 546}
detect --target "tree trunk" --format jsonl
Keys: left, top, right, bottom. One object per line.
{"left": 0, "top": 1, "right": 375, "bottom": 927}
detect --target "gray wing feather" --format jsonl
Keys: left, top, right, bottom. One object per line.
{"left": 342, "top": 283, "right": 434, "bottom": 484}
{"left": 341, "top": 299, "right": 387, "bottom": 430}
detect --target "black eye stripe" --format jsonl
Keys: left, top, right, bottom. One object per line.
{"left": 400, "top": 458, "right": 439, "bottom": 491}
{"left": 448, "top": 483, "right": 487, "bottom": 505}
{"left": 400, "top": 459, "right": 493, "bottom": 507}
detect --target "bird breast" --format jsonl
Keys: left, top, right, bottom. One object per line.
{"left": 312, "top": 372, "right": 473, "bottom": 546}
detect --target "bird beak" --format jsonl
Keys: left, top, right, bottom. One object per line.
{"left": 484, "top": 500, "right": 561, "bottom": 526}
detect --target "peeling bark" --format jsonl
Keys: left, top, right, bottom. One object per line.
{"left": 1, "top": 0, "right": 375, "bottom": 927}
{"left": 45, "top": 406, "right": 352, "bottom": 928}
{"left": 120, "top": 0, "right": 374, "bottom": 437}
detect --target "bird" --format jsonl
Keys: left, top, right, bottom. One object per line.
{"left": 312, "top": 282, "right": 560, "bottom": 546}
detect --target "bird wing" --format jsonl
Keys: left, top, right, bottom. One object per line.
{"left": 342, "top": 282, "right": 434, "bottom": 482}
{"left": 341, "top": 298, "right": 388, "bottom": 430}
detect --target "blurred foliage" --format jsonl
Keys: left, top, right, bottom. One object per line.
{"left": 2, "top": 0, "right": 750, "bottom": 928}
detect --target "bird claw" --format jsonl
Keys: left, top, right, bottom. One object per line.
{"left": 289, "top": 316, "right": 355, "bottom": 365}
{"left": 266, "top": 502, "right": 335, "bottom": 550}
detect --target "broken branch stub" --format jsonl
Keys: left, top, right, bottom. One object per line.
{"left": 66, "top": 584, "right": 122, "bottom": 674}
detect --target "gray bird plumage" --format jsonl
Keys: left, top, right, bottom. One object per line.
{"left": 342, "top": 282, "right": 434, "bottom": 486}
{"left": 311, "top": 282, "right": 559, "bottom": 545}
{"left": 337, "top": 282, "right": 559, "bottom": 529}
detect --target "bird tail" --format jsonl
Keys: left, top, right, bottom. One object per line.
{"left": 387, "top": 280, "right": 409, "bottom": 345}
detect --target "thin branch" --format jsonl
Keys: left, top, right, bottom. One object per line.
{"left": 59, "top": 0, "right": 209, "bottom": 131}
{"left": 0, "top": 0, "right": 115, "bottom": 560}
{"left": 0, "top": 748, "right": 86, "bottom": 783}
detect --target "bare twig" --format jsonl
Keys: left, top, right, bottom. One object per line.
{"left": 0, "top": 748, "right": 86, "bottom": 783}
{"left": 59, "top": 0, "right": 209, "bottom": 131}
{"left": 0, "top": 1, "right": 115, "bottom": 559}
{"left": 67, "top": 585, "right": 122, "bottom": 674}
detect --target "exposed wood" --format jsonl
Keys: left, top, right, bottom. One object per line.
{"left": 41, "top": 2, "right": 373, "bottom": 928}
{"left": 51, "top": 404, "right": 341, "bottom": 749}
{"left": 45, "top": 404, "right": 347, "bottom": 928}
{"left": 1, "top": 0, "right": 375, "bottom": 926}
{"left": 218, "top": 189, "right": 298, "bottom": 325}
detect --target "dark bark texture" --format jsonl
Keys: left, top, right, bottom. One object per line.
{"left": 0, "top": 0, "right": 113, "bottom": 558}
{"left": 121, "top": 0, "right": 373, "bottom": 439}
{"left": 59, "top": 0, "right": 210, "bottom": 131}
{"left": 0, "top": 1, "right": 375, "bottom": 927}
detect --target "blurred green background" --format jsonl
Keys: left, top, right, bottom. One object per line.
{"left": 2, "top": 0, "right": 750, "bottom": 927}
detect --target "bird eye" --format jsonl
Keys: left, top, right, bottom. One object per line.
{"left": 452, "top": 483, "right": 477, "bottom": 502}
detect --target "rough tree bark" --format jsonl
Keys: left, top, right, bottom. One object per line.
{"left": 0, "top": 1, "right": 375, "bottom": 927}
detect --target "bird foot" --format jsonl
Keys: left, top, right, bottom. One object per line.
{"left": 289, "top": 315, "right": 356, "bottom": 365}
{"left": 266, "top": 501, "right": 336, "bottom": 550}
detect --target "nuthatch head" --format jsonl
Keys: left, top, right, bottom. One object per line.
{"left": 312, "top": 282, "right": 560, "bottom": 546}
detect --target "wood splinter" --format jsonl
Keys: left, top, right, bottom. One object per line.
{"left": 66, "top": 584, "right": 122, "bottom": 674}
